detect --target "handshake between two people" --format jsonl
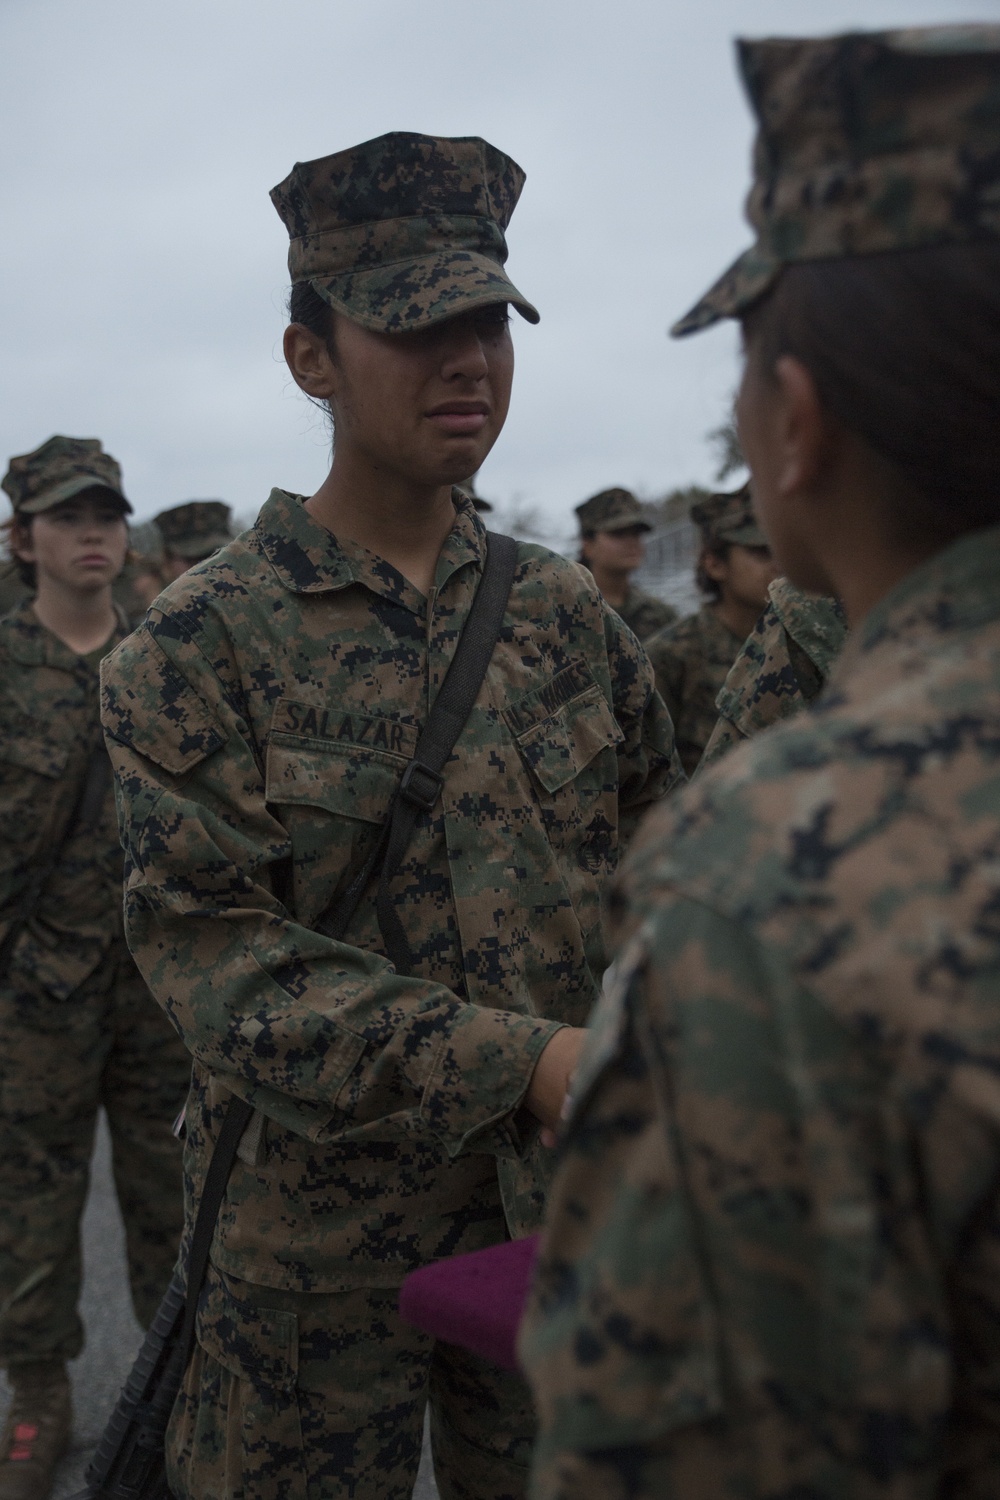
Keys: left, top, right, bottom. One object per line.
{"left": 523, "top": 1026, "right": 587, "bottom": 1148}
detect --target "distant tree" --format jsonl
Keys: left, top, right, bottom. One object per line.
{"left": 487, "top": 502, "right": 549, "bottom": 542}
{"left": 707, "top": 414, "right": 746, "bottom": 483}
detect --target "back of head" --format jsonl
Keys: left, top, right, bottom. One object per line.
{"left": 673, "top": 25, "right": 1000, "bottom": 541}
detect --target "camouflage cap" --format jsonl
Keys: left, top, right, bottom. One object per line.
{"left": 691, "top": 483, "right": 767, "bottom": 547}
{"left": 673, "top": 25, "right": 1000, "bottom": 336}
{"left": 271, "top": 131, "right": 539, "bottom": 334}
{"left": 575, "top": 488, "right": 651, "bottom": 535}
{"left": 155, "top": 501, "right": 233, "bottom": 559}
{"left": 2, "top": 435, "right": 131, "bottom": 516}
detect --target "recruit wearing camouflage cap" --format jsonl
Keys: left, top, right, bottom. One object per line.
{"left": 674, "top": 24, "right": 1000, "bottom": 336}
{"left": 155, "top": 501, "right": 233, "bottom": 560}
{"left": 575, "top": 487, "right": 651, "bottom": 535}
{"left": 690, "top": 481, "right": 766, "bottom": 546}
{"left": 2, "top": 435, "right": 131, "bottom": 516}
{"left": 270, "top": 132, "right": 539, "bottom": 334}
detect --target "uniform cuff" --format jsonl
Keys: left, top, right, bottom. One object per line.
{"left": 420, "top": 1008, "right": 566, "bottom": 1159}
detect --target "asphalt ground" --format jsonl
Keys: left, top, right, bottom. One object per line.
{"left": 0, "top": 1113, "right": 439, "bottom": 1499}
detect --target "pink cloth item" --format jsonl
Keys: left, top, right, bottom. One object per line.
{"left": 398, "top": 1234, "right": 541, "bottom": 1371}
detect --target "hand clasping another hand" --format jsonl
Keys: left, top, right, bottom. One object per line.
{"left": 524, "top": 1027, "right": 586, "bottom": 1146}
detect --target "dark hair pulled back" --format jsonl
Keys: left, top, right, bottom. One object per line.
{"left": 1, "top": 516, "right": 36, "bottom": 591}
{"left": 742, "top": 240, "right": 1000, "bottom": 539}
{"left": 695, "top": 542, "right": 730, "bottom": 601}
{"left": 288, "top": 281, "right": 337, "bottom": 355}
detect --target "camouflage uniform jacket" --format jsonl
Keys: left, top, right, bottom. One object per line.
{"left": 101, "top": 490, "right": 681, "bottom": 1292}
{"left": 646, "top": 602, "right": 744, "bottom": 775}
{"left": 0, "top": 601, "right": 128, "bottom": 997}
{"left": 521, "top": 526, "right": 1000, "bottom": 1498}
{"left": 699, "top": 579, "right": 847, "bottom": 769}
{"left": 616, "top": 585, "right": 678, "bottom": 644}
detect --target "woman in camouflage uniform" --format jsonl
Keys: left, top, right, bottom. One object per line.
{"left": 101, "top": 134, "right": 680, "bottom": 1500}
{"left": 0, "top": 438, "right": 189, "bottom": 1500}
{"left": 523, "top": 26, "right": 1000, "bottom": 1500}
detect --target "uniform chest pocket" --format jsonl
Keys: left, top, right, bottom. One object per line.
{"left": 266, "top": 733, "right": 405, "bottom": 826}
{"left": 265, "top": 708, "right": 414, "bottom": 925}
{"left": 503, "top": 664, "right": 625, "bottom": 867}
{"left": 0, "top": 733, "right": 71, "bottom": 782}
{"left": 0, "top": 735, "right": 73, "bottom": 868}
{"left": 504, "top": 665, "right": 624, "bottom": 795}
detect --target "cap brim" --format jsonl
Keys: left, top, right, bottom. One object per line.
{"left": 18, "top": 476, "right": 132, "bottom": 516}
{"left": 670, "top": 243, "right": 782, "bottom": 338}
{"left": 718, "top": 521, "right": 768, "bottom": 546}
{"left": 599, "top": 517, "right": 652, "bottom": 534}
{"left": 309, "top": 250, "right": 539, "bottom": 333}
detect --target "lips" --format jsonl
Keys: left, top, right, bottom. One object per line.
{"left": 426, "top": 402, "right": 489, "bottom": 436}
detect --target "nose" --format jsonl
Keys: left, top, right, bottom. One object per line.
{"left": 440, "top": 323, "right": 489, "bottom": 382}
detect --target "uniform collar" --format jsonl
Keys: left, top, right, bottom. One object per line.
{"left": 1, "top": 598, "right": 128, "bottom": 670}
{"left": 835, "top": 523, "right": 1000, "bottom": 678}
{"left": 255, "top": 487, "right": 487, "bottom": 608}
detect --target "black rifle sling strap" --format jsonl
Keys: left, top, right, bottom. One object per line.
{"left": 0, "top": 742, "right": 111, "bottom": 983}
{"left": 322, "top": 530, "right": 519, "bottom": 968}
{"left": 175, "top": 529, "right": 519, "bottom": 1374}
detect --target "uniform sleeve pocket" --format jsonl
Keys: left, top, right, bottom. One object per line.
{"left": 101, "top": 627, "right": 225, "bottom": 776}
{"left": 504, "top": 663, "right": 624, "bottom": 795}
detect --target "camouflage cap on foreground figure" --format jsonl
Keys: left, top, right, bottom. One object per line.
{"left": 674, "top": 25, "right": 1000, "bottom": 335}
{"left": 155, "top": 501, "right": 233, "bottom": 559}
{"left": 271, "top": 132, "right": 539, "bottom": 333}
{"left": 2, "top": 436, "right": 131, "bottom": 516}
{"left": 690, "top": 482, "right": 766, "bottom": 546}
{"left": 575, "top": 488, "right": 651, "bottom": 535}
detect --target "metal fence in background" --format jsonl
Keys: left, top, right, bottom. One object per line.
{"left": 634, "top": 516, "right": 700, "bottom": 619}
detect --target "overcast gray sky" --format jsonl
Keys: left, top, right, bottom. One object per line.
{"left": 1, "top": 0, "right": 994, "bottom": 531}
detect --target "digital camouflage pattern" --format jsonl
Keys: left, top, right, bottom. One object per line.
{"left": 0, "top": 947, "right": 190, "bottom": 1362}
{"left": 1, "top": 435, "right": 130, "bottom": 516}
{"left": 615, "top": 586, "right": 677, "bottom": 644}
{"left": 674, "top": 25, "right": 1000, "bottom": 335}
{"left": 101, "top": 489, "right": 679, "bottom": 1497}
{"left": 0, "top": 561, "right": 29, "bottom": 617}
{"left": 574, "top": 489, "right": 651, "bottom": 536}
{"left": 0, "top": 603, "right": 188, "bottom": 1362}
{"left": 100, "top": 489, "right": 680, "bottom": 1296}
{"left": 168, "top": 1261, "right": 535, "bottom": 1500}
{"left": 155, "top": 500, "right": 234, "bottom": 560}
{"left": 645, "top": 604, "right": 745, "bottom": 775}
{"left": 270, "top": 132, "right": 539, "bottom": 333}
{"left": 522, "top": 525, "right": 1000, "bottom": 1498}
{"left": 690, "top": 483, "right": 766, "bottom": 547}
{"left": 700, "top": 578, "right": 848, "bottom": 769}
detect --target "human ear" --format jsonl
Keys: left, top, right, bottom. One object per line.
{"left": 9, "top": 519, "right": 35, "bottom": 565}
{"left": 771, "top": 355, "right": 832, "bottom": 498}
{"left": 700, "top": 548, "right": 728, "bottom": 584}
{"left": 283, "top": 324, "right": 337, "bottom": 401}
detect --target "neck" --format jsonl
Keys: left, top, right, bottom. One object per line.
{"left": 589, "top": 563, "right": 629, "bottom": 608}
{"left": 305, "top": 449, "right": 457, "bottom": 597}
{"left": 784, "top": 446, "right": 952, "bottom": 629}
{"left": 713, "top": 594, "right": 763, "bottom": 644}
{"left": 821, "top": 536, "right": 945, "bottom": 629}
{"left": 32, "top": 578, "right": 117, "bottom": 656}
